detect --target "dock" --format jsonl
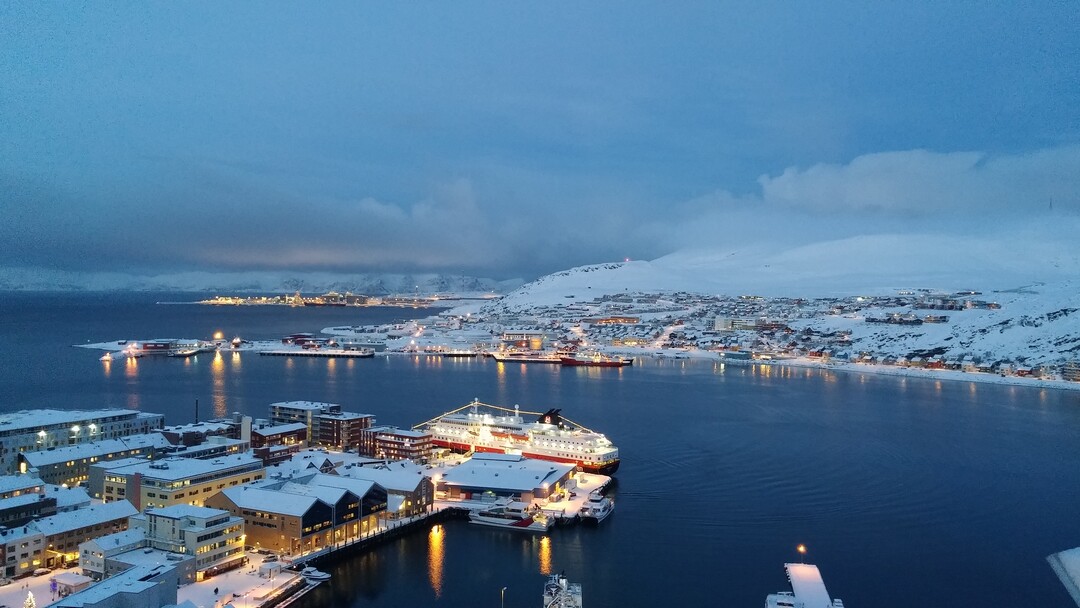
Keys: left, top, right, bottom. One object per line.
{"left": 258, "top": 349, "right": 375, "bottom": 358}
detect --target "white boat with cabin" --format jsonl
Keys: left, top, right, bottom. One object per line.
{"left": 578, "top": 492, "right": 613, "bottom": 524}
{"left": 469, "top": 500, "right": 553, "bottom": 532}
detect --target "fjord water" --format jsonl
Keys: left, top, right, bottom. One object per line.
{"left": 3, "top": 292, "right": 1079, "bottom": 607}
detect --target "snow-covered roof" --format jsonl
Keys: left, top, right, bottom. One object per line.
{"left": 48, "top": 485, "right": 92, "bottom": 510}
{"left": 21, "top": 435, "right": 170, "bottom": 467}
{"left": 342, "top": 462, "right": 427, "bottom": 493}
{"left": 220, "top": 486, "right": 323, "bottom": 517}
{"left": 0, "top": 474, "right": 44, "bottom": 495}
{"left": 82, "top": 528, "right": 146, "bottom": 551}
{"left": 270, "top": 401, "right": 338, "bottom": 411}
{"left": 306, "top": 473, "right": 377, "bottom": 498}
{"left": 52, "top": 564, "right": 171, "bottom": 607}
{"left": 35, "top": 500, "right": 138, "bottom": 536}
{"left": 0, "top": 409, "right": 142, "bottom": 433}
{"left": 145, "top": 504, "right": 230, "bottom": 521}
{"left": 106, "top": 454, "right": 262, "bottom": 481}
{"left": 253, "top": 422, "right": 307, "bottom": 435}
{"left": 440, "top": 455, "right": 574, "bottom": 492}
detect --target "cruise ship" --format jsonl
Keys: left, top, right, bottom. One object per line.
{"left": 415, "top": 400, "right": 620, "bottom": 475}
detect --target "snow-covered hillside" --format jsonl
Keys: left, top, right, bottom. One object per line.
{"left": 482, "top": 237, "right": 1080, "bottom": 367}
{"left": 793, "top": 282, "right": 1080, "bottom": 366}
{"left": 491, "top": 233, "right": 1080, "bottom": 310}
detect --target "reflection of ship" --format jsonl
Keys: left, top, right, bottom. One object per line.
{"left": 490, "top": 351, "right": 563, "bottom": 364}
{"left": 468, "top": 501, "right": 553, "bottom": 532}
{"left": 578, "top": 492, "right": 613, "bottom": 524}
{"left": 543, "top": 574, "right": 583, "bottom": 608}
{"left": 559, "top": 352, "right": 633, "bottom": 368}
{"left": 415, "top": 400, "right": 620, "bottom": 475}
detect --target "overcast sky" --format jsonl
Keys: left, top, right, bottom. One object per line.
{"left": 2, "top": 3, "right": 1078, "bottom": 281}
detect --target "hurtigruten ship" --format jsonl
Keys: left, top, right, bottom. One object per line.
{"left": 415, "top": 400, "right": 620, "bottom": 475}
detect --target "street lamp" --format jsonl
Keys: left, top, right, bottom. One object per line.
{"left": 501, "top": 586, "right": 507, "bottom": 608}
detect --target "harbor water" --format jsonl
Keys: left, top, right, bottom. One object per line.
{"left": 2, "top": 292, "right": 1079, "bottom": 607}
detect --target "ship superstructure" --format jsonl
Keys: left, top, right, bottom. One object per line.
{"left": 415, "top": 400, "right": 620, "bottom": 475}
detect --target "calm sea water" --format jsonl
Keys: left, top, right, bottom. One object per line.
{"left": 2, "top": 292, "right": 1080, "bottom": 607}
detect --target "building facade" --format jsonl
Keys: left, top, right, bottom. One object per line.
{"left": 0, "top": 409, "right": 165, "bottom": 475}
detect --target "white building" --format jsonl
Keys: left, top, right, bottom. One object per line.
{"left": 129, "top": 504, "right": 246, "bottom": 581}
{"left": 0, "top": 409, "right": 165, "bottom": 475}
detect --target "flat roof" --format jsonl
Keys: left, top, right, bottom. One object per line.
{"left": 270, "top": 401, "right": 339, "bottom": 411}
{"left": 35, "top": 501, "right": 138, "bottom": 536}
{"left": 106, "top": 454, "right": 262, "bottom": 481}
{"left": 146, "top": 504, "right": 230, "bottom": 520}
{"left": 21, "top": 435, "right": 170, "bottom": 467}
{"left": 52, "top": 564, "right": 172, "bottom": 607}
{"left": 0, "top": 474, "right": 44, "bottom": 494}
{"left": 253, "top": 422, "right": 307, "bottom": 435}
{"left": 0, "top": 409, "right": 151, "bottom": 433}
{"left": 441, "top": 456, "right": 574, "bottom": 492}
{"left": 785, "top": 563, "right": 834, "bottom": 608}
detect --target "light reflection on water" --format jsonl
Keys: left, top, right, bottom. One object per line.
{"left": 211, "top": 351, "right": 226, "bottom": 417}
{"left": 538, "top": 535, "right": 552, "bottom": 575}
{"left": 427, "top": 524, "right": 443, "bottom": 597}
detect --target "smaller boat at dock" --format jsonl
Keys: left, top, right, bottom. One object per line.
{"left": 578, "top": 492, "right": 614, "bottom": 524}
{"left": 300, "top": 566, "right": 331, "bottom": 582}
{"left": 469, "top": 501, "right": 553, "bottom": 532}
{"left": 442, "top": 350, "right": 478, "bottom": 358}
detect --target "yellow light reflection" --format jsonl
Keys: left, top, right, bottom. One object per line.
{"left": 428, "top": 524, "right": 444, "bottom": 597}
{"left": 124, "top": 356, "right": 138, "bottom": 378}
{"left": 538, "top": 535, "right": 552, "bottom": 575}
{"left": 230, "top": 351, "right": 241, "bottom": 370}
{"left": 102, "top": 359, "right": 111, "bottom": 378}
{"left": 211, "top": 351, "right": 226, "bottom": 418}
{"left": 327, "top": 357, "right": 336, "bottom": 379}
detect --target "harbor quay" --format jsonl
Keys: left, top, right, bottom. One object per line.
{"left": 0, "top": 402, "right": 617, "bottom": 608}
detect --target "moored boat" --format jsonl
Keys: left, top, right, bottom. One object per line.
{"left": 415, "top": 400, "right": 620, "bottom": 475}
{"left": 300, "top": 566, "right": 331, "bottom": 581}
{"left": 469, "top": 501, "right": 553, "bottom": 532}
{"left": 578, "top": 492, "right": 613, "bottom": 524}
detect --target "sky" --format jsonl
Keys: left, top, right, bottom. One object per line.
{"left": 2, "top": 2, "right": 1079, "bottom": 283}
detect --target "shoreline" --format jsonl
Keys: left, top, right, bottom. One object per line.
{"left": 757, "top": 356, "right": 1080, "bottom": 392}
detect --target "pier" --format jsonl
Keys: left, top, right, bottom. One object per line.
{"left": 258, "top": 349, "right": 375, "bottom": 358}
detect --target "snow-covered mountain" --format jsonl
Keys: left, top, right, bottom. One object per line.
{"left": 0, "top": 267, "right": 523, "bottom": 295}
{"left": 482, "top": 236, "right": 1080, "bottom": 367}
{"left": 491, "top": 233, "right": 1080, "bottom": 311}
